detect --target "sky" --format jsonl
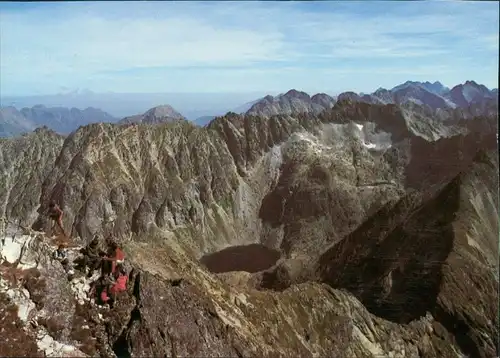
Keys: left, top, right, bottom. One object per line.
{"left": 1, "top": 1, "right": 499, "bottom": 97}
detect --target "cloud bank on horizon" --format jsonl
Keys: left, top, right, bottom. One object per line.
{"left": 0, "top": 1, "right": 498, "bottom": 97}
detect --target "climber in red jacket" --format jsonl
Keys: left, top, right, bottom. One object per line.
{"left": 100, "top": 264, "right": 128, "bottom": 308}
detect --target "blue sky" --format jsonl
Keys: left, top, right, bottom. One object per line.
{"left": 1, "top": 1, "right": 498, "bottom": 96}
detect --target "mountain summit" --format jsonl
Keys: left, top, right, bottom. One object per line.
{"left": 118, "top": 105, "right": 185, "bottom": 125}
{"left": 246, "top": 89, "right": 336, "bottom": 118}
{"left": 391, "top": 80, "right": 449, "bottom": 95}
{"left": 446, "top": 80, "right": 496, "bottom": 108}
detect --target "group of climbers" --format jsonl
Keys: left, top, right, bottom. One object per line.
{"left": 46, "top": 200, "right": 128, "bottom": 309}
{"left": 79, "top": 235, "right": 128, "bottom": 308}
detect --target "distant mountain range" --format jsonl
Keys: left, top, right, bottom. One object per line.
{"left": 0, "top": 105, "right": 116, "bottom": 138}
{"left": 1, "top": 80, "right": 497, "bottom": 138}
{"left": 245, "top": 80, "right": 497, "bottom": 118}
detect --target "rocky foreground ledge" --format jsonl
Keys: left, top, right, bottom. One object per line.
{"left": 1, "top": 221, "right": 496, "bottom": 357}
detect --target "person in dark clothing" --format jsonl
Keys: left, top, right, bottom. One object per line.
{"left": 79, "top": 235, "right": 106, "bottom": 278}
{"left": 47, "top": 201, "right": 66, "bottom": 237}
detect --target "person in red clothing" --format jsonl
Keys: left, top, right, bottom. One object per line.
{"left": 47, "top": 201, "right": 66, "bottom": 237}
{"left": 102, "top": 239, "right": 125, "bottom": 274}
{"left": 100, "top": 264, "right": 128, "bottom": 308}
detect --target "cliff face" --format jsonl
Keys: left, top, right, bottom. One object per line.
{"left": 0, "top": 101, "right": 497, "bottom": 357}
{"left": 0, "top": 127, "right": 65, "bottom": 228}
{"left": 316, "top": 150, "right": 499, "bottom": 358}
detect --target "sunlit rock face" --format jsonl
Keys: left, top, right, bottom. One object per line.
{"left": 0, "top": 99, "right": 497, "bottom": 357}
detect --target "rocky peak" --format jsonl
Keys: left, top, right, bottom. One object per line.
{"left": 464, "top": 80, "right": 479, "bottom": 86}
{"left": 421, "top": 81, "right": 449, "bottom": 95}
{"left": 282, "top": 89, "right": 311, "bottom": 101}
{"left": 118, "top": 105, "right": 185, "bottom": 125}
{"left": 144, "top": 105, "right": 184, "bottom": 120}
{"left": 246, "top": 90, "right": 336, "bottom": 118}
{"left": 447, "top": 81, "right": 494, "bottom": 108}
{"left": 391, "top": 80, "right": 449, "bottom": 95}
{"left": 337, "top": 91, "right": 363, "bottom": 102}
{"left": 311, "top": 92, "right": 334, "bottom": 101}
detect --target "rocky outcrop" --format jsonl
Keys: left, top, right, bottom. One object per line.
{"left": 2, "top": 222, "right": 497, "bottom": 358}
{"left": 0, "top": 127, "right": 65, "bottom": 228}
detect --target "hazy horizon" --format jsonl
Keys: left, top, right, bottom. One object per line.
{"left": 0, "top": 91, "right": 267, "bottom": 119}
{"left": 1, "top": 1, "right": 498, "bottom": 99}
{"left": 1, "top": 78, "right": 497, "bottom": 119}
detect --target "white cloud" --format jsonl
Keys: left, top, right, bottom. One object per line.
{"left": 0, "top": 1, "right": 498, "bottom": 95}
{"left": 0, "top": 13, "right": 287, "bottom": 76}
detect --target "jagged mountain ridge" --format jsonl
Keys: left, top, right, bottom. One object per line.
{"left": 0, "top": 105, "right": 117, "bottom": 138}
{"left": 246, "top": 89, "right": 336, "bottom": 118}
{"left": 1, "top": 100, "right": 496, "bottom": 252}
{"left": 0, "top": 99, "right": 498, "bottom": 357}
{"left": 246, "top": 80, "right": 497, "bottom": 118}
{"left": 391, "top": 80, "right": 450, "bottom": 95}
{"left": 0, "top": 106, "right": 37, "bottom": 138}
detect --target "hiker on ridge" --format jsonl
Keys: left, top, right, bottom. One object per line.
{"left": 80, "top": 235, "right": 107, "bottom": 278}
{"left": 47, "top": 201, "right": 66, "bottom": 237}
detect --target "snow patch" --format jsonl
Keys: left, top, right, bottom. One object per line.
{"left": 1, "top": 235, "right": 27, "bottom": 263}
{"left": 291, "top": 132, "right": 325, "bottom": 156}
{"left": 0, "top": 234, "right": 39, "bottom": 269}
{"left": 355, "top": 123, "right": 364, "bottom": 131}
{"left": 354, "top": 123, "right": 392, "bottom": 151}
